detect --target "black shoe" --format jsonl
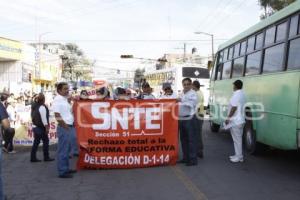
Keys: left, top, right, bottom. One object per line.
{"left": 186, "top": 162, "right": 198, "bottom": 166}
{"left": 59, "top": 174, "right": 73, "bottom": 178}
{"left": 30, "top": 159, "right": 42, "bottom": 162}
{"left": 177, "top": 159, "right": 188, "bottom": 164}
{"left": 67, "top": 169, "right": 77, "bottom": 174}
{"left": 44, "top": 158, "right": 55, "bottom": 162}
{"left": 197, "top": 152, "right": 204, "bottom": 158}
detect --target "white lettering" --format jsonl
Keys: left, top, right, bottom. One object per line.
{"left": 146, "top": 107, "right": 161, "bottom": 129}
{"left": 128, "top": 108, "right": 145, "bottom": 129}
{"left": 92, "top": 102, "right": 111, "bottom": 130}
{"left": 111, "top": 108, "right": 128, "bottom": 130}
{"left": 92, "top": 103, "right": 161, "bottom": 130}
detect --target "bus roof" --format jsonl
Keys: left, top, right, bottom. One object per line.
{"left": 218, "top": 1, "right": 300, "bottom": 51}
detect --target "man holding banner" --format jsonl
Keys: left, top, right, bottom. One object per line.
{"left": 178, "top": 78, "right": 199, "bottom": 166}
{"left": 52, "top": 83, "right": 77, "bottom": 178}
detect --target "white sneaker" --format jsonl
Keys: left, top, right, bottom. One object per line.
{"left": 230, "top": 156, "right": 244, "bottom": 163}
{"left": 229, "top": 155, "right": 236, "bottom": 159}
{"left": 8, "top": 150, "right": 17, "bottom": 154}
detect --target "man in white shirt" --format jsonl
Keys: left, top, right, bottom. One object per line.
{"left": 30, "top": 93, "right": 54, "bottom": 162}
{"left": 52, "top": 82, "right": 77, "bottom": 178}
{"left": 225, "top": 80, "right": 246, "bottom": 163}
{"left": 178, "top": 78, "right": 199, "bottom": 166}
{"left": 192, "top": 80, "right": 205, "bottom": 158}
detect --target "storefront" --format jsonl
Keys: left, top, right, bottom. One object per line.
{"left": 32, "top": 49, "right": 62, "bottom": 93}
{"left": 0, "top": 37, "right": 23, "bottom": 93}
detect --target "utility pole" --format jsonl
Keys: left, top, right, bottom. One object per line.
{"left": 194, "top": 31, "right": 214, "bottom": 61}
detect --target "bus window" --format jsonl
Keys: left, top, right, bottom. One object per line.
{"left": 216, "top": 64, "right": 223, "bottom": 80}
{"left": 218, "top": 51, "right": 224, "bottom": 64}
{"left": 276, "top": 21, "right": 288, "bottom": 42}
{"left": 263, "top": 43, "right": 285, "bottom": 73}
{"left": 223, "top": 48, "right": 228, "bottom": 62}
{"left": 228, "top": 47, "right": 234, "bottom": 60}
{"left": 289, "top": 15, "right": 299, "bottom": 37}
{"left": 247, "top": 36, "right": 255, "bottom": 53}
{"left": 255, "top": 32, "right": 264, "bottom": 50}
{"left": 265, "top": 26, "right": 276, "bottom": 46}
{"left": 287, "top": 37, "right": 300, "bottom": 70}
{"left": 212, "top": 61, "right": 218, "bottom": 80}
{"left": 240, "top": 40, "right": 246, "bottom": 56}
{"left": 245, "top": 51, "right": 261, "bottom": 76}
{"left": 234, "top": 43, "right": 240, "bottom": 58}
{"left": 222, "top": 61, "right": 232, "bottom": 79}
{"left": 232, "top": 57, "right": 245, "bottom": 78}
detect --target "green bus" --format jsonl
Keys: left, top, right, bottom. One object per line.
{"left": 209, "top": 1, "right": 300, "bottom": 153}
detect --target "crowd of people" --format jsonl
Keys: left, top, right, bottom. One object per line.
{"left": 0, "top": 78, "right": 246, "bottom": 198}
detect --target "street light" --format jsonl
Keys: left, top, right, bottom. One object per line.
{"left": 36, "top": 32, "right": 51, "bottom": 78}
{"left": 194, "top": 31, "right": 214, "bottom": 61}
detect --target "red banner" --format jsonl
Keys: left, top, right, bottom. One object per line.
{"left": 74, "top": 99, "right": 178, "bottom": 169}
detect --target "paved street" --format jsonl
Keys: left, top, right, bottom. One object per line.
{"left": 3, "top": 121, "right": 300, "bottom": 200}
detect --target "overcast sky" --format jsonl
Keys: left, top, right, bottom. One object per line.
{"left": 0, "top": 0, "right": 262, "bottom": 70}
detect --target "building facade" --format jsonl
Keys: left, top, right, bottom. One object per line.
{"left": 0, "top": 37, "right": 62, "bottom": 94}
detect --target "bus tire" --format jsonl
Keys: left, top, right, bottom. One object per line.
{"left": 243, "top": 120, "right": 256, "bottom": 154}
{"left": 243, "top": 111, "right": 267, "bottom": 155}
{"left": 210, "top": 121, "right": 220, "bottom": 133}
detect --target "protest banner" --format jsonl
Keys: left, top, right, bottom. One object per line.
{"left": 12, "top": 105, "right": 58, "bottom": 146}
{"left": 74, "top": 99, "right": 178, "bottom": 169}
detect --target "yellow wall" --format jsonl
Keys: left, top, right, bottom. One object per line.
{"left": 0, "top": 37, "right": 22, "bottom": 60}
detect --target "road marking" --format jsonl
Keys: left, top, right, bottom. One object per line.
{"left": 171, "top": 166, "right": 208, "bottom": 200}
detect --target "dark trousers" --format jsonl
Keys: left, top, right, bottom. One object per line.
{"left": 195, "top": 114, "right": 204, "bottom": 154}
{"left": 2, "top": 128, "right": 15, "bottom": 152}
{"left": 179, "top": 115, "right": 199, "bottom": 164}
{"left": 31, "top": 127, "right": 50, "bottom": 160}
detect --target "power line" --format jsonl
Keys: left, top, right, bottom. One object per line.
{"left": 196, "top": 0, "right": 236, "bottom": 30}
{"left": 194, "top": 0, "right": 229, "bottom": 31}
{"left": 93, "top": 65, "right": 136, "bottom": 72}
{"left": 206, "top": 0, "right": 248, "bottom": 33}
{"left": 21, "top": 39, "right": 228, "bottom": 42}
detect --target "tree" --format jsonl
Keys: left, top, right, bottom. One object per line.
{"left": 259, "top": 0, "right": 296, "bottom": 19}
{"left": 60, "top": 43, "right": 94, "bottom": 82}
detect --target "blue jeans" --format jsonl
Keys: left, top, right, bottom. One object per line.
{"left": 179, "top": 115, "right": 199, "bottom": 163}
{"left": 69, "top": 127, "right": 78, "bottom": 156}
{"left": 57, "top": 126, "right": 71, "bottom": 176}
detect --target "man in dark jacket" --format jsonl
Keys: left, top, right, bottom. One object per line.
{"left": 1, "top": 93, "right": 15, "bottom": 154}
{"left": 0, "top": 93, "right": 11, "bottom": 199}
{"left": 30, "top": 93, "right": 54, "bottom": 162}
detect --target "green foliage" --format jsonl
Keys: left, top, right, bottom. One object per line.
{"left": 60, "top": 43, "right": 94, "bottom": 81}
{"left": 259, "top": 0, "right": 296, "bottom": 19}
